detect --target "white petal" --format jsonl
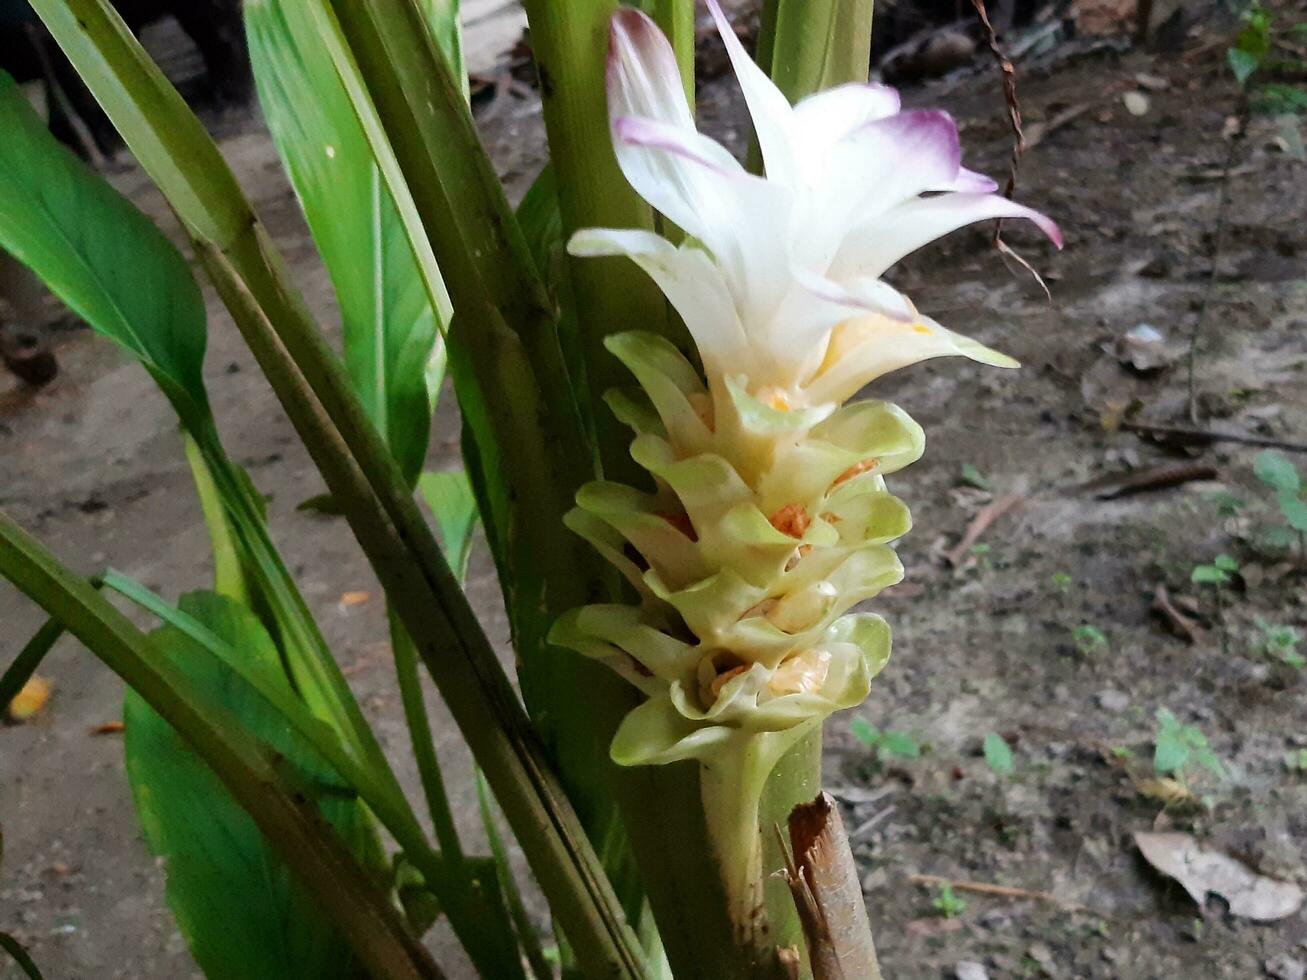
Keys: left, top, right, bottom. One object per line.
{"left": 826, "top": 110, "right": 962, "bottom": 213}
{"left": 798, "top": 109, "right": 964, "bottom": 270}
{"left": 795, "top": 269, "right": 916, "bottom": 322}
{"left": 704, "top": 0, "right": 798, "bottom": 185}
{"left": 568, "top": 228, "right": 750, "bottom": 373}
{"left": 607, "top": 8, "right": 694, "bottom": 130}
{"left": 831, "top": 191, "right": 1064, "bottom": 280}
{"left": 803, "top": 313, "right": 1019, "bottom": 405}
{"left": 608, "top": 114, "right": 744, "bottom": 242}
{"left": 791, "top": 82, "right": 901, "bottom": 153}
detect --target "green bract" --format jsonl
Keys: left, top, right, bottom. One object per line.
{"left": 550, "top": 330, "right": 921, "bottom": 924}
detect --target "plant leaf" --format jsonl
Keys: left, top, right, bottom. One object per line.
{"left": 417, "top": 469, "right": 478, "bottom": 581}
{"left": 878, "top": 731, "right": 920, "bottom": 760}
{"left": 246, "top": 0, "right": 445, "bottom": 487}
{"left": 1228, "top": 46, "right": 1260, "bottom": 87}
{"left": 983, "top": 732, "right": 1014, "bottom": 776}
{"left": 0, "top": 70, "right": 209, "bottom": 430}
{"left": 124, "top": 592, "right": 380, "bottom": 980}
{"left": 1254, "top": 450, "right": 1300, "bottom": 494}
{"left": 1276, "top": 490, "right": 1307, "bottom": 532}
{"left": 848, "top": 717, "right": 879, "bottom": 748}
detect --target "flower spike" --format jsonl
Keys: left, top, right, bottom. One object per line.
{"left": 555, "top": 1, "right": 1061, "bottom": 936}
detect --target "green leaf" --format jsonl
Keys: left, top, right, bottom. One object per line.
{"left": 849, "top": 717, "right": 879, "bottom": 749}
{"left": 1153, "top": 708, "right": 1189, "bottom": 775}
{"left": 124, "top": 592, "right": 379, "bottom": 980}
{"left": 1276, "top": 490, "right": 1307, "bottom": 532}
{"left": 0, "top": 70, "right": 209, "bottom": 430}
{"left": 983, "top": 732, "right": 1014, "bottom": 776}
{"left": 960, "top": 463, "right": 992, "bottom": 491}
{"left": 1191, "top": 565, "right": 1229, "bottom": 585}
{"left": 1228, "top": 46, "right": 1261, "bottom": 87}
{"left": 475, "top": 771, "right": 553, "bottom": 980}
{"left": 417, "top": 469, "right": 478, "bottom": 583}
{"left": 1254, "top": 450, "right": 1300, "bottom": 494}
{"left": 182, "top": 436, "right": 249, "bottom": 603}
{"left": 1214, "top": 554, "right": 1239, "bottom": 572}
{"left": 246, "top": 0, "right": 445, "bottom": 487}
{"left": 878, "top": 731, "right": 921, "bottom": 760}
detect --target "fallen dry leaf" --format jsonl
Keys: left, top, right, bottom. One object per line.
{"left": 90, "top": 721, "right": 126, "bottom": 736}
{"left": 339, "top": 591, "right": 371, "bottom": 607}
{"left": 1135, "top": 831, "right": 1305, "bottom": 921}
{"left": 1132, "top": 775, "right": 1196, "bottom": 807}
{"left": 7, "top": 676, "right": 52, "bottom": 722}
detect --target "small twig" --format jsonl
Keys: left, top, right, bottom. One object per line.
{"left": 1187, "top": 99, "right": 1246, "bottom": 424}
{"left": 1122, "top": 420, "right": 1307, "bottom": 454}
{"left": 945, "top": 493, "right": 1024, "bottom": 568}
{"left": 1079, "top": 462, "right": 1218, "bottom": 500}
{"left": 848, "top": 805, "right": 896, "bottom": 841}
{"left": 907, "top": 873, "right": 1104, "bottom": 917}
{"left": 969, "top": 0, "right": 1049, "bottom": 298}
{"left": 1151, "top": 585, "right": 1206, "bottom": 645}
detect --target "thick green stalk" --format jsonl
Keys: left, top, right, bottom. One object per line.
{"left": 757, "top": 0, "right": 874, "bottom": 103}
{"left": 519, "top": 0, "right": 688, "bottom": 488}
{"left": 0, "top": 513, "right": 441, "bottom": 980}
{"left": 652, "top": 0, "right": 695, "bottom": 108}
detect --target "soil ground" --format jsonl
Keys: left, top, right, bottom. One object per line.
{"left": 3, "top": 3, "right": 1307, "bottom": 978}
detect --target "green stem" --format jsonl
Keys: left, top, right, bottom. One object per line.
{"left": 2, "top": 617, "right": 66, "bottom": 712}
{"left": 389, "top": 602, "right": 465, "bottom": 871}
{"left": 519, "top": 0, "right": 687, "bottom": 487}
{"left": 653, "top": 0, "right": 696, "bottom": 106}
{"left": 0, "top": 511, "right": 441, "bottom": 980}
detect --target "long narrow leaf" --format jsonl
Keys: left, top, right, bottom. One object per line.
{"left": 246, "top": 0, "right": 443, "bottom": 486}
{"left": 476, "top": 770, "right": 554, "bottom": 980}
{"left": 0, "top": 512, "right": 441, "bottom": 980}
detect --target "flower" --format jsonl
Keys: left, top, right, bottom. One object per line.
{"left": 553, "top": 0, "right": 1060, "bottom": 932}
{"left": 570, "top": 0, "right": 1061, "bottom": 405}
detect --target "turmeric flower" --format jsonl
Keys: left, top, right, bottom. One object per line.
{"left": 552, "top": 0, "right": 1060, "bottom": 934}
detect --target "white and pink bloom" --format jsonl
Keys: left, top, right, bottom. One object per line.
{"left": 554, "top": 0, "right": 1060, "bottom": 933}
{"left": 571, "top": 0, "right": 1060, "bottom": 405}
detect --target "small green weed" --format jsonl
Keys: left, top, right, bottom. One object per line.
{"left": 932, "top": 883, "right": 967, "bottom": 918}
{"left": 850, "top": 718, "right": 921, "bottom": 762}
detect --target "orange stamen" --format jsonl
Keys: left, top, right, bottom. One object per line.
{"left": 768, "top": 503, "right": 810, "bottom": 539}
{"left": 833, "top": 457, "right": 878, "bottom": 488}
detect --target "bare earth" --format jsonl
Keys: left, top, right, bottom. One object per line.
{"left": 3, "top": 9, "right": 1307, "bottom": 979}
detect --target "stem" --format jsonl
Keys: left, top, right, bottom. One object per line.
{"left": 2, "top": 617, "right": 66, "bottom": 712}
{"left": 0, "top": 511, "right": 441, "bottom": 980}
{"left": 700, "top": 748, "right": 768, "bottom": 940}
{"left": 389, "top": 602, "right": 465, "bottom": 871}
{"left": 699, "top": 732, "right": 807, "bottom": 957}
{"left": 1187, "top": 95, "right": 1244, "bottom": 424}
{"left": 519, "top": 0, "right": 686, "bottom": 488}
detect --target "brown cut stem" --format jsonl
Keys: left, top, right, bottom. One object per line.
{"left": 782, "top": 793, "right": 883, "bottom": 980}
